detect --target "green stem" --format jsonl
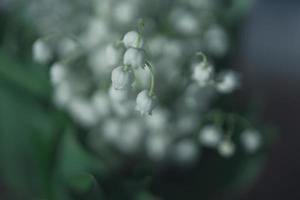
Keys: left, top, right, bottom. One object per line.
{"left": 196, "top": 52, "right": 208, "bottom": 66}
{"left": 123, "top": 64, "right": 130, "bottom": 71}
{"left": 138, "top": 18, "right": 145, "bottom": 35}
{"left": 145, "top": 61, "right": 155, "bottom": 96}
{"left": 226, "top": 114, "right": 235, "bottom": 139}
{"left": 231, "top": 113, "right": 253, "bottom": 129}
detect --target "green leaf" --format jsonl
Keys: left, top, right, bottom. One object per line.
{"left": 0, "top": 49, "right": 50, "bottom": 99}
{"left": 66, "top": 173, "right": 95, "bottom": 193}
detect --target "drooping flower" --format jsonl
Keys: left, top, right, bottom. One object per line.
{"left": 192, "top": 62, "right": 214, "bottom": 87}
{"left": 32, "top": 39, "right": 53, "bottom": 64}
{"left": 146, "top": 133, "right": 170, "bottom": 161}
{"left": 111, "top": 66, "right": 134, "bottom": 90}
{"left": 240, "top": 129, "right": 261, "bottom": 153}
{"left": 122, "top": 31, "right": 144, "bottom": 48}
{"left": 172, "top": 140, "right": 199, "bottom": 164}
{"left": 204, "top": 24, "right": 229, "bottom": 57}
{"left": 136, "top": 90, "right": 156, "bottom": 115}
{"left": 218, "top": 139, "right": 235, "bottom": 158}
{"left": 123, "top": 48, "right": 145, "bottom": 69}
{"left": 216, "top": 70, "right": 240, "bottom": 94}
{"left": 116, "top": 120, "right": 144, "bottom": 153}
{"left": 67, "top": 98, "right": 98, "bottom": 128}
{"left": 199, "top": 125, "right": 222, "bottom": 148}
{"left": 92, "top": 91, "right": 111, "bottom": 118}
{"left": 50, "top": 63, "right": 66, "bottom": 85}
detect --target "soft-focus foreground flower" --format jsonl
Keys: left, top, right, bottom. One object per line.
{"left": 50, "top": 63, "right": 66, "bottom": 85}
{"left": 172, "top": 140, "right": 199, "bottom": 164}
{"left": 199, "top": 125, "right": 222, "bottom": 148}
{"left": 240, "top": 129, "right": 262, "bottom": 153}
{"left": 32, "top": 39, "right": 52, "bottom": 64}
{"left": 218, "top": 139, "right": 235, "bottom": 158}
{"left": 216, "top": 71, "right": 240, "bottom": 94}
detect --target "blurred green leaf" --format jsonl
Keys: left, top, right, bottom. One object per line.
{"left": 66, "top": 173, "right": 95, "bottom": 193}
{"left": 0, "top": 49, "right": 50, "bottom": 100}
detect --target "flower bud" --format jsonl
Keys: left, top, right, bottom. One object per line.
{"left": 122, "top": 31, "right": 144, "bottom": 48}
{"left": 192, "top": 62, "right": 214, "bottom": 87}
{"left": 50, "top": 63, "right": 66, "bottom": 85}
{"left": 111, "top": 66, "right": 134, "bottom": 90}
{"left": 216, "top": 70, "right": 240, "bottom": 94}
{"left": 32, "top": 39, "right": 53, "bottom": 64}
{"left": 68, "top": 98, "right": 98, "bottom": 128}
{"left": 136, "top": 90, "right": 156, "bottom": 115}
{"left": 92, "top": 91, "right": 111, "bottom": 118}
{"left": 146, "top": 133, "right": 170, "bottom": 161}
{"left": 199, "top": 125, "right": 222, "bottom": 148}
{"left": 172, "top": 140, "right": 199, "bottom": 164}
{"left": 240, "top": 129, "right": 261, "bottom": 153}
{"left": 218, "top": 139, "right": 235, "bottom": 158}
{"left": 123, "top": 48, "right": 145, "bottom": 69}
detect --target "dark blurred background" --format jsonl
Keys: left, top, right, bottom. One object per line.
{"left": 238, "top": 0, "right": 300, "bottom": 199}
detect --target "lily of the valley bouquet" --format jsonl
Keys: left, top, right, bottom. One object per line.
{"left": 31, "top": 0, "right": 268, "bottom": 199}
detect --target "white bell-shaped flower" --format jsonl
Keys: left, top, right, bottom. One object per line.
{"left": 92, "top": 91, "right": 111, "bottom": 118}
{"left": 204, "top": 25, "right": 229, "bottom": 57}
{"left": 123, "top": 48, "right": 145, "bottom": 69}
{"left": 111, "top": 66, "right": 134, "bottom": 90}
{"left": 172, "top": 140, "right": 199, "bottom": 164}
{"left": 199, "top": 125, "right": 222, "bottom": 148}
{"left": 50, "top": 63, "right": 66, "bottom": 85}
{"left": 192, "top": 62, "right": 214, "bottom": 87}
{"left": 170, "top": 8, "right": 199, "bottom": 36}
{"left": 67, "top": 98, "right": 98, "bottom": 128}
{"left": 146, "top": 133, "right": 170, "bottom": 161}
{"left": 218, "top": 139, "right": 235, "bottom": 158}
{"left": 116, "top": 120, "right": 144, "bottom": 154}
{"left": 122, "top": 31, "right": 144, "bottom": 49}
{"left": 240, "top": 129, "right": 261, "bottom": 153}
{"left": 57, "top": 37, "right": 77, "bottom": 57}
{"left": 113, "top": 1, "right": 136, "bottom": 25}
{"left": 136, "top": 90, "right": 156, "bottom": 115}
{"left": 32, "top": 39, "right": 53, "bottom": 64}
{"left": 216, "top": 70, "right": 240, "bottom": 94}
{"left": 101, "top": 118, "right": 122, "bottom": 144}
{"left": 108, "top": 86, "right": 128, "bottom": 103}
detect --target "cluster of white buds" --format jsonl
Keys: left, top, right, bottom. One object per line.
{"left": 110, "top": 21, "right": 156, "bottom": 115}
{"left": 191, "top": 53, "right": 240, "bottom": 94}
{"left": 32, "top": 39, "right": 53, "bottom": 64}
{"left": 197, "top": 112, "right": 262, "bottom": 158}
{"left": 122, "top": 31, "right": 144, "bottom": 49}
{"left": 29, "top": 0, "right": 263, "bottom": 166}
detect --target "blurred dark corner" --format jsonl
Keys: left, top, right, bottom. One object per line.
{"left": 237, "top": 0, "right": 300, "bottom": 199}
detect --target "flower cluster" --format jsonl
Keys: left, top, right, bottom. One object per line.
{"left": 31, "top": 0, "right": 262, "bottom": 165}
{"left": 110, "top": 24, "right": 157, "bottom": 115}
{"left": 191, "top": 53, "right": 240, "bottom": 94}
